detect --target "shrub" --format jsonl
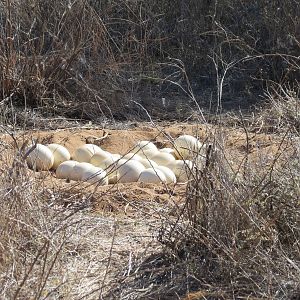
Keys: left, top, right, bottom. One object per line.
{"left": 1, "top": 0, "right": 300, "bottom": 122}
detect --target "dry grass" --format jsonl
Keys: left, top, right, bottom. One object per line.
{"left": 0, "top": 1, "right": 300, "bottom": 298}
{"left": 1, "top": 0, "right": 299, "bottom": 126}
{"left": 255, "top": 85, "right": 300, "bottom": 134}
{"left": 0, "top": 136, "right": 164, "bottom": 299}
{"left": 0, "top": 0, "right": 121, "bottom": 124}
{"left": 0, "top": 109, "right": 300, "bottom": 299}
{"left": 105, "top": 96, "right": 300, "bottom": 299}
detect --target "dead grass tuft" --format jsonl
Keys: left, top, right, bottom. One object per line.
{"left": 106, "top": 119, "right": 300, "bottom": 299}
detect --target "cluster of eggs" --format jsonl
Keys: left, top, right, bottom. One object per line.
{"left": 26, "top": 135, "right": 206, "bottom": 186}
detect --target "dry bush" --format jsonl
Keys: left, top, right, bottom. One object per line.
{"left": 81, "top": 64, "right": 300, "bottom": 298}
{"left": 0, "top": 137, "right": 121, "bottom": 299}
{"left": 89, "top": 0, "right": 300, "bottom": 111}
{"left": 106, "top": 126, "right": 300, "bottom": 299}
{"left": 1, "top": 0, "right": 300, "bottom": 123}
{"left": 0, "top": 0, "right": 123, "bottom": 123}
{"left": 255, "top": 84, "right": 300, "bottom": 134}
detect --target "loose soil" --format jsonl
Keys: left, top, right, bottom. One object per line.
{"left": 0, "top": 122, "right": 292, "bottom": 299}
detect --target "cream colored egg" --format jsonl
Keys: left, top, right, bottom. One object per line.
{"left": 56, "top": 160, "right": 78, "bottom": 179}
{"left": 112, "top": 154, "right": 121, "bottom": 160}
{"left": 98, "top": 156, "right": 120, "bottom": 170}
{"left": 103, "top": 158, "right": 126, "bottom": 184}
{"left": 174, "top": 135, "right": 203, "bottom": 159}
{"left": 160, "top": 147, "right": 177, "bottom": 158}
{"left": 116, "top": 159, "right": 128, "bottom": 166}
{"left": 81, "top": 167, "right": 108, "bottom": 185}
{"left": 47, "top": 144, "right": 71, "bottom": 169}
{"left": 122, "top": 152, "right": 143, "bottom": 162}
{"left": 137, "top": 149, "right": 160, "bottom": 160}
{"left": 100, "top": 156, "right": 121, "bottom": 184}
{"left": 90, "top": 151, "right": 113, "bottom": 167}
{"left": 167, "top": 160, "right": 194, "bottom": 182}
{"left": 151, "top": 152, "right": 175, "bottom": 166}
{"left": 117, "top": 160, "right": 145, "bottom": 183}
{"left": 71, "top": 162, "right": 96, "bottom": 181}
{"left": 74, "top": 144, "right": 103, "bottom": 163}
{"left": 156, "top": 166, "right": 177, "bottom": 183}
{"left": 26, "top": 144, "right": 54, "bottom": 171}
{"left": 138, "top": 168, "right": 167, "bottom": 184}
{"left": 139, "top": 158, "right": 158, "bottom": 169}
{"left": 132, "top": 140, "right": 158, "bottom": 152}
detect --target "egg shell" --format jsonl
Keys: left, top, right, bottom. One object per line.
{"left": 99, "top": 156, "right": 121, "bottom": 183}
{"left": 156, "top": 166, "right": 177, "bottom": 183}
{"left": 137, "top": 149, "right": 160, "bottom": 160}
{"left": 167, "top": 160, "right": 194, "bottom": 182}
{"left": 71, "top": 162, "right": 97, "bottom": 181}
{"left": 26, "top": 144, "right": 54, "bottom": 171}
{"left": 174, "top": 135, "right": 203, "bottom": 159}
{"left": 112, "top": 154, "right": 121, "bottom": 160}
{"left": 122, "top": 152, "right": 143, "bottom": 162}
{"left": 90, "top": 151, "right": 114, "bottom": 167}
{"left": 132, "top": 140, "right": 158, "bottom": 152}
{"left": 151, "top": 152, "right": 176, "bottom": 166}
{"left": 117, "top": 160, "right": 145, "bottom": 183}
{"left": 56, "top": 160, "right": 78, "bottom": 179}
{"left": 81, "top": 167, "right": 108, "bottom": 185}
{"left": 98, "top": 156, "right": 120, "bottom": 169}
{"left": 74, "top": 144, "right": 103, "bottom": 163}
{"left": 159, "top": 147, "right": 177, "bottom": 158}
{"left": 139, "top": 158, "right": 158, "bottom": 169}
{"left": 47, "top": 144, "right": 71, "bottom": 169}
{"left": 138, "top": 168, "right": 167, "bottom": 184}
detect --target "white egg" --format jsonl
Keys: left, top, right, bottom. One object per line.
{"left": 167, "top": 160, "right": 194, "bottom": 182}
{"left": 56, "top": 160, "right": 78, "bottom": 179}
{"left": 47, "top": 144, "right": 71, "bottom": 169}
{"left": 26, "top": 144, "right": 54, "bottom": 171}
{"left": 132, "top": 140, "right": 158, "bottom": 152}
{"left": 71, "top": 162, "right": 97, "bottom": 181}
{"left": 74, "top": 144, "right": 103, "bottom": 162}
{"left": 122, "top": 152, "right": 143, "bottom": 162}
{"left": 98, "top": 156, "right": 120, "bottom": 169}
{"left": 139, "top": 158, "right": 158, "bottom": 169}
{"left": 81, "top": 167, "right": 108, "bottom": 185}
{"left": 99, "top": 156, "right": 121, "bottom": 184}
{"left": 160, "top": 147, "right": 177, "bottom": 158}
{"left": 112, "top": 154, "right": 121, "bottom": 160}
{"left": 137, "top": 149, "right": 160, "bottom": 160}
{"left": 116, "top": 159, "right": 128, "bottom": 166}
{"left": 138, "top": 168, "right": 167, "bottom": 184}
{"left": 117, "top": 160, "right": 145, "bottom": 183}
{"left": 174, "top": 135, "right": 203, "bottom": 159}
{"left": 156, "top": 166, "right": 177, "bottom": 183}
{"left": 151, "top": 152, "right": 176, "bottom": 166}
{"left": 90, "top": 151, "right": 114, "bottom": 167}
{"left": 109, "top": 158, "right": 128, "bottom": 183}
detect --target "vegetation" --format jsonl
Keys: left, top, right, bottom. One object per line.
{"left": 0, "top": 0, "right": 299, "bottom": 299}
{"left": 1, "top": 0, "right": 299, "bottom": 122}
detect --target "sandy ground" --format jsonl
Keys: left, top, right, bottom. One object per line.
{"left": 0, "top": 122, "right": 292, "bottom": 299}
{"left": 1, "top": 121, "right": 285, "bottom": 160}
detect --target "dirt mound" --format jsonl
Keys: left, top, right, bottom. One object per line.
{"left": 1, "top": 122, "right": 295, "bottom": 299}
{"left": 2, "top": 121, "right": 282, "bottom": 156}
{"left": 12, "top": 123, "right": 212, "bottom": 157}
{"left": 1, "top": 122, "right": 286, "bottom": 195}
{"left": 1, "top": 121, "right": 289, "bottom": 219}
{"left": 1, "top": 122, "right": 289, "bottom": 232}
